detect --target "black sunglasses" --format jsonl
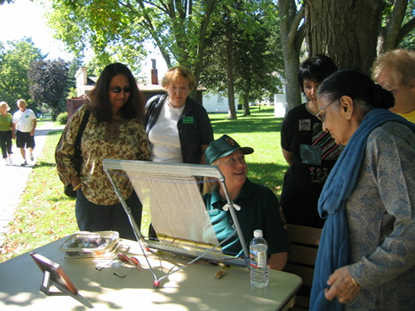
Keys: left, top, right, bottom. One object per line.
{"left": 110, "top": 86, "right": 131, "bottom": 93}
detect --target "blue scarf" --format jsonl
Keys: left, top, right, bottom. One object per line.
{"left": 310, "top": 108, "right": 415, "bottom": 311}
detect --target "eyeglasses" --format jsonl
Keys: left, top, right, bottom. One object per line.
{"left": 315, "top": 100, "right": 338, "bottom": 122}
{"left": 110, "top": 86, "right": 131, "bottom": 94}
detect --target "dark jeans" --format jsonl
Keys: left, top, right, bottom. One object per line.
{"left": 75, "top": 189, "right": 142, "bottom": 240}
{"left": 0, "top": 130, "right": 12, "bottom": 158}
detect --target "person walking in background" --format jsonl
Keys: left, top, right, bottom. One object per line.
{"left": 372, "top": 48, "right": 415, "bottom": 123}
{"left": 55, "top": 63, "right": 151, "bottom": 240}
{"left": 12, "top": 99, "right": 36, "bottom": 166}
{"left": 310, "top": 70, "right": 415, "bottom": 311}
{"left": 0, "top": 101, "right": 13, "bottom": 165}
{"left": 280, "top": 55, "right": 342, "bottom": 228}
{"left": 145, "top": 66, "right": 213, "bottom": 164}
{"left": 204, "top": 135, "right": 289, "bottom": 270}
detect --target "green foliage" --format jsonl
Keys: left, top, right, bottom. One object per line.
{"left": 0, "top": 38, "right": 44, "bottom": 110}
{"left": 66, "top": 87, "right": 77, "bottom": 99}
{"left": 56, "top": 111, "right": 68, "bottom": 124}
{"left": 28, "top": 58, "right": 70, "bottom": 119}
{"left": 200, "top": 0, "right": 283, "bottom": 115}
{"left": 48, "top": 0, "right": 149, "bottom": 73}
{"left": 0, "top": 0, "right": 16, "bottom": 5}
{"left": 399, "top": 1, "right": 415, "bottom": 49}
{"left": 47, "top": 0, "right": 223, "bottom": 82}
{"left": 65, "top": 57, "right": 83, "bottom": 99}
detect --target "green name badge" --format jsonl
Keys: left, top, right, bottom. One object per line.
{"left": 183, "top": 116, "right": 194, "bottom": 124}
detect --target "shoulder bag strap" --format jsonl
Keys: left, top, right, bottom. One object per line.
{"left": 74, "top": 109, "right": 90, "bottom": 156}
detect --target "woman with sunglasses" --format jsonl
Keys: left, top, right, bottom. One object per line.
{"left": 280, "top": 55, "right": 342, "bottom": 228}
{"left": 310, "top": 70, "right": 415, "bottom": 310}
{"left": 56, "top": 63, "right": 151, "bottom": 240}
{"left": 145, "top": 66, "right": 213, "bottom": 165}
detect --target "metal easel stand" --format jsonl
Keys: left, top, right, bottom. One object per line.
{"left": 103, "top": 161, "right": 250, "bottom": 287}
{"left": 218, "top": 179, "right": 250, "bottom": 266}
{"left": 103, "top": 166, "right": 166, "bottom": 287}
{"left": 39, "top": 270, "right": 93, "bottom": 308}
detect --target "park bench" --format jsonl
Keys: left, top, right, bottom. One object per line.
{"left": 284, "top": 224, "right": 322, "bottom": 310}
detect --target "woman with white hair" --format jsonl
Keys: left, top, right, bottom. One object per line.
{"left": 0, "top": 101, "right": 13, "bottom": 165}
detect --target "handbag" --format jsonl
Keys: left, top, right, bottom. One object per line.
{"left": 56, "top": 109, "right": 90, "bottom": 198}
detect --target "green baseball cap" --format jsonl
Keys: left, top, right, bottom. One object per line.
{"left": 205, "top": 135, "right": 254, "bottom": 164}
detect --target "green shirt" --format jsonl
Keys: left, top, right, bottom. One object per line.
{"left": 204, "top": 179, "right": 289, "bottom": 258}
{"left": 0, "top": 113, "right": 12, "bottom": 131}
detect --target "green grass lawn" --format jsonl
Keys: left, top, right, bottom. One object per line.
{"left": 0, "top": 107, "right": 288, "bottom": 263}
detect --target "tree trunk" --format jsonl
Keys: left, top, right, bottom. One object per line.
{"left": 381, "top": 0, "right": 406, "bottom": 52}
{"left": 278, "top": 0, "right": 304, "bottom": 112}
{"left": 225, "top": 24, "right": 237, "bottom": 120}
{"left": 242, "top": 92, "right": 250, "bottom": 116}
{"left": 305, "top": 0, "right": 384, "bottom": 74}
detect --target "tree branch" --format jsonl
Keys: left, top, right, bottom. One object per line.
{"left": 133, "top": 0, "right": 173, "bottom": 66}
{"left": 384, "top": 0, "right": 407, "bottom": 50}
{"left": 193, "top": 0, "right": 219, "bottom": 83}
{"left": 287, "top": 4, "right": 304, "bottom": 48}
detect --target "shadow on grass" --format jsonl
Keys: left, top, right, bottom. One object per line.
{"left": 35, "top": 129, "right": 62, "bottom": 136}
{"left": 48, "top": 195, "right": 75, "bottom": 202}
{"left": 211, "top": 116, "right": 284, "bottom": 134}
{"left": 33, "top": 161, "right": 56, "bottom": 168}
{"left": 247, "top": 162, "right": 288, "bottom": 197}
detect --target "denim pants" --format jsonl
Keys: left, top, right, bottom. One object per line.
{"left": 75, "top": 189, "right": 142, "bottom": 240}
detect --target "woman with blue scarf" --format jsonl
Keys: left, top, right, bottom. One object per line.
{"left": 310, "top": 70, "right": 415, "bottom": 311}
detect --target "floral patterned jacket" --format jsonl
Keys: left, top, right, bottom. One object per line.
{"left": 56, "top": 105, "right": 151, "bottom": 205}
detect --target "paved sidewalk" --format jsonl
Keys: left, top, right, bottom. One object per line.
{"left": 0, "top": 122, "right": 64, "bottom": 246}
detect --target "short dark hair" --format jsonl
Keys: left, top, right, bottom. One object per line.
{"left": 89, "top": 63, "right": 145, "bottom": 122}
{"left": 298, "top": 55, "right": 338, "bottom": 93}
{"left": 318, "top": 69, "right": 394, "bottom": 110}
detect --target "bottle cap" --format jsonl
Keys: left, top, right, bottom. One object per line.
{"left": 253, "top": 229, "right": 263, "bottom": 238}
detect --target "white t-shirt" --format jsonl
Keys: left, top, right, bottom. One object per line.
{"left": 148, "top": 101, "right": 184, "bottom": 163}
{"left": 13, "top": 109, "right": 36, "bottom": 132}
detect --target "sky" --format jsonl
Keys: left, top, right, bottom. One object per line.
{"left": 0, "top": 0, "right": 73, "bottom": 61}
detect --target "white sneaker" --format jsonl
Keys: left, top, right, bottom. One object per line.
{"left": 21, "top": 160, "right": 27, "bottom": 166}
{"left": 7, "top": 157, "right": 12, "bottom": 165}
{"left": 30, "top": 154, "right": 34, "bottom": 162}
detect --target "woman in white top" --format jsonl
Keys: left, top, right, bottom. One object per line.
{"left": 145, "top": 66, "right": 213, "bottom": 164}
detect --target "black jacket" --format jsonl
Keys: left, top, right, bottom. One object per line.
{"left": 144, "top": 95, "right": 213, "bottom": 164}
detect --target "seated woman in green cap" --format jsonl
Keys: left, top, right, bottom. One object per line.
{"left": 204, "top": 135, "right": 289, "bottom": 270}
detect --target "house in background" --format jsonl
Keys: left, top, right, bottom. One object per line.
{"left": 68, "top": 59, "right": 204, "bottom": 117}
{"left": 75, "top": 66, "right": 96, "bottom": 97}
{"left": 274, "top": 94, "right": 287, "bottom": 118}
{"left": 203, "top": 92, "right": 287, "bottom": 117}
{"left": 69, "top": 60, "right": 287, "bottom": 118}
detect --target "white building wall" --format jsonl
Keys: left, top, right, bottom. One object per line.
{"left": 274, "top": 94, "right": 287, "bottom": 118}
{"left": 203, "top": 92, "right": 234, "bottom": 113}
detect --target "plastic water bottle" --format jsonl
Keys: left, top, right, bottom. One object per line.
{"left": 249, "top": 229, "right": 269, "bottom": 288}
